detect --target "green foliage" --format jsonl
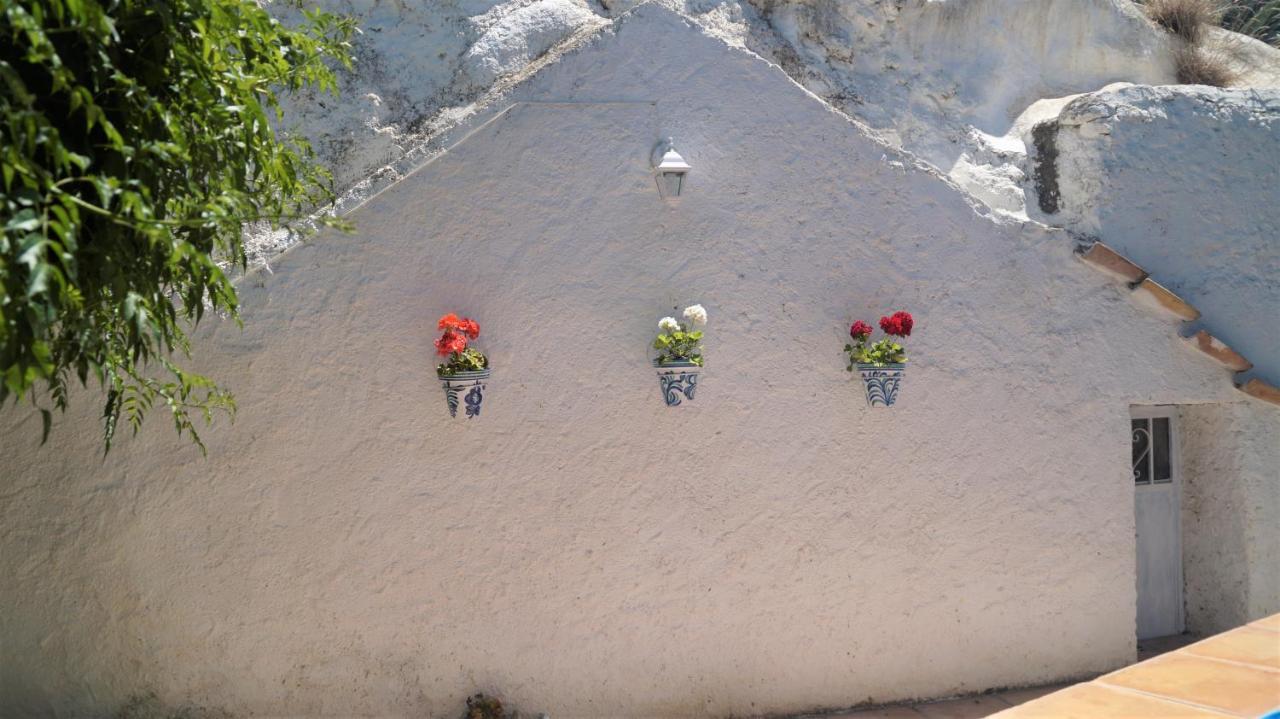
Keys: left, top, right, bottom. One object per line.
{"left": 653, "top": 328, "right": 704, "bottom": 366}
{"left": 1222, "top": 0, "right": 1280, "bottom": 45}
{"left": 845, "top": 336, "right": 906, "bottom": 369}
{"left": 437, "top": 347, "right": 488, "bottom": 376}
{"left": 1, "top": 0, "right": 354, "bottom": 452}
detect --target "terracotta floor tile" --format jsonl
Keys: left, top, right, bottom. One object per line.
{"left": 789, "top": 617, "right": 1280, "bottom": 719}
{"left": 1099, "top": 653, "right": 1280, "bottom": 717}
{"left": 1252, "top": 613, "right": 1280, "bottom": 633}
{"left": 987, "top": 683, "right": 1234, "bottom": 718}
{"left": 1184, "top": 625, "right": 1280, "bottom": 670}
{"left": 913, "top": 695, "right": 1010, "bottom": 719}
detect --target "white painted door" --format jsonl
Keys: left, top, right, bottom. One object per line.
{"left": 1132, "top": 408, "right": 1183, "bottom": 640}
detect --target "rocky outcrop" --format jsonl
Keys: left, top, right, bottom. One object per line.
{"left": 1038, "top": 84, "right": 1280, "bottom": 382}
{"left": 265, "top": 0, "right": 606, "bottom": 195}
{"left": 261, "top": 0, "right": 1278, "bottom": 228}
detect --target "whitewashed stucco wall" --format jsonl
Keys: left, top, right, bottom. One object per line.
{"left": 0, "top": 8, "right": 1252, "bottom": 718}
{"left": 1037, "top": 86, "right": 1280, "bottom": 634}
{"left": 1181, "top": 401, "right": 1280, "bottom": 635}
{"left": 1042, "top": 84, "right": 1280, "bottom": 382}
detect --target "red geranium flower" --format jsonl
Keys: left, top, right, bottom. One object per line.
{"left": 434, "top": 330, "right": 468, "bottom": 356}
{"left": 879, "top": 311, "right": 913, "bottom": 337}
{"left": 850, "top": 320, "right": 874, "bottom": 339}
{"left": 892, "top": 311, "right": 913, "bottom": 337}
{"left": 437, "top": 313, "right": 463, "bottom": 331}
{"left": 459, "top": 318, "right": 480, "bottom": 340}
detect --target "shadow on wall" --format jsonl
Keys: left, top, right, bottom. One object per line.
{"left": 1180, "top": 402, "right": 1280, "bottom": 635}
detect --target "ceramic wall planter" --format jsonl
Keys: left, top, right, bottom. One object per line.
{"left": 439, "top": 369, "right": 490, "bottom": 418}
{"left": 857, "top": 363, "right": 904, "bottom": 407}
{"left": 655, "top": 360, "right": 700, "bottom": 407}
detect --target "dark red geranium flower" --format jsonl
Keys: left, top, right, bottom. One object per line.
{"left": 434, "top": 330, "right": 467, "bottom": 356}
{"left": 459, "top": 318, "right": 480, "bottom": 340}
{"left": 850, "top": 320, "right": 874, "bottom": 339}
{"left": 880, "top": 311, "right": 913, "bottom": 337}
{"left": 891, "top": 311, "right": 913, "bottom": 337}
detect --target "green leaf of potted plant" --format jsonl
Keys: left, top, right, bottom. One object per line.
{"left": 652, "top": 304, "right": 706, "bottom": 406}
{"left": 435, "top": 313, "right": 489, "bottom": 418}
{"left": 845, "top": 311, "right": 912, "bottom": 407}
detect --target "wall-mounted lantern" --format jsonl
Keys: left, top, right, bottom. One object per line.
{"left": 652, "top": 138, "right": 691, "bottom": 199}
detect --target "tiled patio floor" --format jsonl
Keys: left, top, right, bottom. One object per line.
{"left": 991, "top": 613, "right": 1280, "bottom": 718}
{"left": 791, "top": 614, "right": 1280, "bottom": 719}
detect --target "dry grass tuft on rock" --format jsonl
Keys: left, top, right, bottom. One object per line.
{"left": 1174, "top": 44, "right": 1238, "bottom": 84}
{"left": 1143, "top": 0, "right": 1223, "bottom": 44}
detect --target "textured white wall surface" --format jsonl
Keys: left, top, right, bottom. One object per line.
{"left": 1044, "top": 85, "right": 1280, "bottom": 381}
{"left": 0, "top": 7, "right": 1262, "bottom": 718}
{"left": 1181, "top": 402, "right": 1280, "bottom": 636}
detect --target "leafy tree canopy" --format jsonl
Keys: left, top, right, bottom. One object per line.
{"left": 1, "top": 0, "right": 353, "bottom": 452}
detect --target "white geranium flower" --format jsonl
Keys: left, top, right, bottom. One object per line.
{"left": 658, "top": 316, "right": 681, "bottom": 333}
{"left": 682, "top": 304, "right": 707, "bottom": 327}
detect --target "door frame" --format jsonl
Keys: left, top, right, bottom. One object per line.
{"left": 1131, "top": 405, "right": 1184, "bottom": 637}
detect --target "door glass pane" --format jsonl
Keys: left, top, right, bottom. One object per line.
{"left": 1153, "top": 417, "right": 1172, "bottom": 482}
{"left": 1132, "top": 419, "right": 1151, "bottom": 485}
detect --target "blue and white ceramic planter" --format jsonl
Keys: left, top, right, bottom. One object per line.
{"left": 654, "top": 360, "right": 700, "bottom": 407}
{"left": 857, "top": 363, "right": 904, "bottom": 407}
{"left": 439, "top": 369, "right": 490, "bottom": 418}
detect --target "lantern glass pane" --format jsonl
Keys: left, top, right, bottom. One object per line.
{"left": 659, "top": 172, "right": 683, "bottom": 198}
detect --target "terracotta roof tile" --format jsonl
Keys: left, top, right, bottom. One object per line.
{"left": 1184, "top": 330, "right": 1253, "bottom": 372}
{"left": 1132, "top": 278, "right": 1200, "bottom": 322}
{"left": 1077, "top": 242, "right": 1148, "bottom": 284}
{"left": 1239, "top": 378, "right": 1280, "bottom": 407}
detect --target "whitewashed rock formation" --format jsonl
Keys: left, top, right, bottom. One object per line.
{"left": 259, "top": 0, "right": 1280, "bottom": 235}
{"left": 1031, "top": 84, "right": 1280, "bottom": 374}
{"left": 264, "top": 0, "right": 607, "bottom": 194}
